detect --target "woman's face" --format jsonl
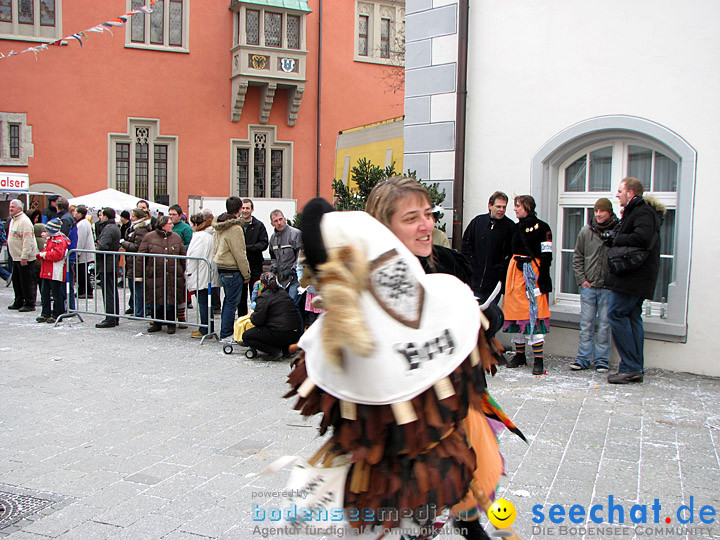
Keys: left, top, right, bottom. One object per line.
{"left": 388, "top": 195, "right": 434, "bottom": 257}
{"left": 514, "top": 200, "right": 528, "bottom": 219}
{"left": 161, "top": 220, "right": 173, "bottom": 233}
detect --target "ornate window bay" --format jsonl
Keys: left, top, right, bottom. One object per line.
{"left": 229, "top": 1, "right": 309, "bottom": 125}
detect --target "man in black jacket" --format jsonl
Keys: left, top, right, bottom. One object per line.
{"left": 604, "top": 177, "right": 664, "bottom": 384}
{"left": 461, "top": 191, "right": 514, "bottom": 303}
{"left": 95, "top": 208, "right": 122, "bottom": 328}
{"left": 238, "top": 199, "right": 269, "bottom": 316}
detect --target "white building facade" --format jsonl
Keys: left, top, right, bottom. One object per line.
{"left": 404, "top": 0, "right": 718, "bottom": 376}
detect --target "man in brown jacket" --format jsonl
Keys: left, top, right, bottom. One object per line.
{"left": 212, "top": 196, "right": 250, "bottom": 340}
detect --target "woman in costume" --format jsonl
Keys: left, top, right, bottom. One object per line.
{"left": 285, "top": 178, "right": 524, "bottom": 540}
{"left": 503, "top": 195, "right": 553, "bottom": 375}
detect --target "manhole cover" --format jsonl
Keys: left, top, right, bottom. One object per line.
{"left": 0, "top": 485, "right": 74, "bottom": 534}
{"left": 0, "top": 491, "right": 54, "bottom": 529}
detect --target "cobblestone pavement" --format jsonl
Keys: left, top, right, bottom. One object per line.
{"left": 1, "top": 287, "right": 719, "bottom": 540}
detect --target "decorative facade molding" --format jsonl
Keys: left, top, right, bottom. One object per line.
{"left": 260, "top": 83, "right": 278, "bottom": 124}
{"left": 287, "top": 84, "right": 305, "bottom": 126}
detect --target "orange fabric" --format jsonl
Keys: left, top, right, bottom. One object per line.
{"left": 502, "top": 254, "right": 550, "bottom": 321}
{"left": 451, "top": 405, "right": 503, "bottom": 514}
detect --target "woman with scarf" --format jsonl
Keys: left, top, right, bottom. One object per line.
{"left": 503, "top": 195, "right": 553, "bottom": 375}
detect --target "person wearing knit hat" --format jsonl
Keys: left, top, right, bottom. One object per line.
{"left": 594, "top": 197, "right": 613, "bottom": 214}
{"left": 36, "top": 218, "right": 70, "bottom": 323}
{"left": 44, "top": 218, "right": 62, "bottom": 236}
{"left": 570, "top": 197, "right": 619, "bottom": 372}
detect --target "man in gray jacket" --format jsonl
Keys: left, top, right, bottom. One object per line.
{"left": 269, "top": 209, "right": 301, "bottom": 305}
{"left": 570, "top": 198, "right": 618, "bottom": 372}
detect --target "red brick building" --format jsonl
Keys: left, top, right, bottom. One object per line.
{"left": 0, "top": 0, "right": 404, "bottom": 210}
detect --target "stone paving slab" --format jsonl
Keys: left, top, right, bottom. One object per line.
{"left": 1, "top": 287, "right": 719, "bottom": 540}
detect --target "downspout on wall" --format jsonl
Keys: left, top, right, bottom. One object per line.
{"left": 315, "top": 0, "right": 323, "bottom": 197}
{"left": 452, "top": 0, "right": 469, "bottom": 248}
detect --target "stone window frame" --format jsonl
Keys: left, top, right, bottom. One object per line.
{"left": 230, "top": 125, "right": 293, "bottom": 199}
{"left": 0, "top": 0, "right": 62, "bottom": 42}
{"left": 0, "top": 112, "right": 33, "bottom": 166}
{"left": 108, "top": 118, "right": 178, "bottom": 204}
{"left": 355, "top": 0, "right": 404, "bottom": 66}
{"left": 531, "top": 115, "right": 696, "bottom": 342}
{"left": 125, "top": 0, "right": 190, "bottom": 53}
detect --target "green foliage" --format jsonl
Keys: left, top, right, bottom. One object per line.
{"left": 331, "top": 158, "right": 446, "bottom": 216}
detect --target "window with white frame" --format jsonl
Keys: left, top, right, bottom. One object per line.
{"left": 0, "top": 0, "right": 61, "bottom": 41}
{"left": 557, "top": 141, "right": 677, "bottom": 310}
{"left": 533, "top": 116, "right": 695, "bottom": 341}
{"left": 0, "top": 112, "right": 33, "bottom": 166}
{"left": 355, "top": 1, "right": 404, "bottom": 65}
{"left": 126, "top": 0, "right": 188, "bottom": 51}
{"left": 109, "top": 119, "right": 177, "bottom": 204}
{"left": 235, "top": 5, "right": 303, "bottom": 50}
{"left": 231, "top": 127, "right": 292, "bottom": 199}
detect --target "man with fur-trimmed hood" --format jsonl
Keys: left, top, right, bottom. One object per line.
{"left": 603, "top": 177, "right": 665, "bottom": 384}
{"left": 212, "top": 197, "right": 250, "bottom": 340}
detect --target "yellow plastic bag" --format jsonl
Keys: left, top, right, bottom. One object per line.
{"left": 233, "top": 313, "right": 254, "bottom": 342}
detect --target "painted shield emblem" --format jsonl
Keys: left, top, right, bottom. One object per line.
{"left": 280, "top": 58, "right": 296, "bottom": 73}
{"left": 369, "top": 249, "right": 424, "bottom": 329}
{"left": 251, "top": 55, "right": 268, "bottom": 69}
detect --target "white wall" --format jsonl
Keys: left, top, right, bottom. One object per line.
{"left": 463, "top": 1, "right": 720, "bottom": 376}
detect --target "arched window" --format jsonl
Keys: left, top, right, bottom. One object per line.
{"left": 531, "top": 116, "right": 695, "bottom": 341}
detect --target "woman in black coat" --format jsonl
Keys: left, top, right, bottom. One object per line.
{"left": 242, "top": 272, "right": 301, "bottom": 361}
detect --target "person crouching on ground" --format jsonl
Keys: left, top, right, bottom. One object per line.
{"left": 36, "top": 218, "right": 70, "bottom": 324}
{"left": 139, "top": 215, "right": 186, "bottom": 335}
{"left": 241, "top": 272, "right": 301, "bottom": 361}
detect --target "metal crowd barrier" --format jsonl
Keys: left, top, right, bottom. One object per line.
{"left": 58, "top": 249, "right": 218, "bottom": 344}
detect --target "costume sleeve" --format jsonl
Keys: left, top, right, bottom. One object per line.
{"left": 537, "top": 226, "right": 553, "bottom": 294}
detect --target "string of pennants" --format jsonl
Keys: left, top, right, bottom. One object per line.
{"left": 0, "top": 0, "right": 157, "bottom": 60}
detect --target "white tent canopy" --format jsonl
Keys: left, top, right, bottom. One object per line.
{"left": 68, "top": 188, "right": 169, "bottom": 216}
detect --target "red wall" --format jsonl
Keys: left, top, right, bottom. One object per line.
{"left": 0, "top": 0, "right": 403, "bottom": 210}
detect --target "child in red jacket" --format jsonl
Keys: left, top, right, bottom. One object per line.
{"left": 36, "top": 218, "right": 70, "bottom": 323}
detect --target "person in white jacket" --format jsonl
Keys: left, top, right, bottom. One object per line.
{"left": 73, "top": 205, "right": 95, "bottom": 299}
{"left": 186, "top": 210, "right": 220, "bottom": 338}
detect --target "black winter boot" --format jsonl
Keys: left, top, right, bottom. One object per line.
{"left": 532, "top": 358, "right": 544, "bottom": 375}
{"left": 532, "top": 342, "right": 544, "bottom": 375}
{"left": 506, "top": 353, "right": 527, "bottom": 368}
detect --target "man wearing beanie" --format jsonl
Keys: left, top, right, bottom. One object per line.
{"left": 570, "top": 197, "right": 618, "bottom": 372}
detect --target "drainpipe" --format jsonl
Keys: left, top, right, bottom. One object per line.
{"left": 315, "top": 0, "right": 323, "bottom": 197}
{"left": 452, "top": 0, "right": 469, "bottom": 249}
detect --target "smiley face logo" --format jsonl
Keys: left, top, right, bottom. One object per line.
{"left": 487, "top": 498, "right": 516, "bottom": 529}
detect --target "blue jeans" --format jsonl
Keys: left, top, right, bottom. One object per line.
{"left": 131, "top": 280, "right": 145, "bottom": 317}
{"left": 608, "top": 291, "right": 645, "bottom": 373}
{"left": 196, "top": 287, "right": 214, "bottom": 335}
{"left": 220, "top": 272, "right": 244, "bottom": 338}
{"left": 576, "top": 287, "right": 611, "bottom": 368}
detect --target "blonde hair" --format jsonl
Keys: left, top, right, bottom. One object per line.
{"left": 365, "top": 177, "right": 431, "bottom": 228}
